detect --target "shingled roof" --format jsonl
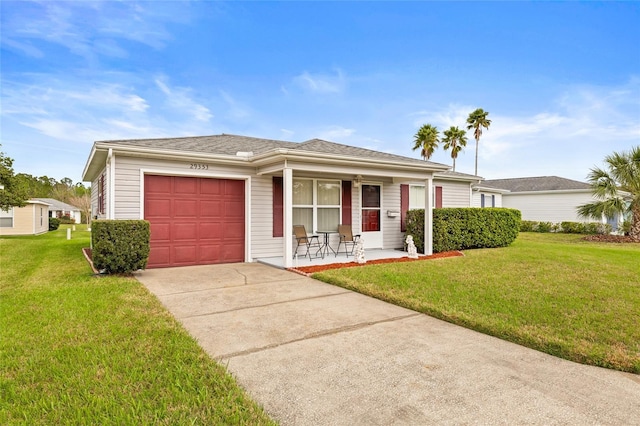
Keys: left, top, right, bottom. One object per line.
{"left": 96, "top": 134, "right": 442, "bottom": 168}
{"left": 481, "top": 176, "right": 591, "bottom": 192}
{"left": 32, "top": 198, "right": 81, "bottom": 211}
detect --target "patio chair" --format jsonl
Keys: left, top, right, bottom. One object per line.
{"left": 293, "top": 225, "right": 323, "bottom": 260}
{"left": 336, "top": 224, "right": 361, "bottom": 257}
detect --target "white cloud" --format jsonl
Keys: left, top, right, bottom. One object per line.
{"left": 154, "top": 77, "right": 213, "bottom": 123}
{"left": 1, "top": 1, "right": 179, "bottom": 62}
{"left": 1, "top": 81, "right": 149, "bottom": 115}
{"left": 405, "top": 79, "right": 640, "bottom": 179}
{"left": 220, "top": 90, "right": 250, "bottom": 120}
{"left": 293, "top": 69, "right": 346, "bottom": 94}
{"left": 317, "top": 125, "right": 355, "bottom": 140}
{"left": 280, "top": 128, "right": 295, "bottom": 138}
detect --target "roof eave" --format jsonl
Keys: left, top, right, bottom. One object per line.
{"left": 434, "top": 173, "right": 482, "bottom": 183}
{"left": 473, "top": 185, "right": 511, "bottom": 193}
{"left": 251, "top": 148, "right": 450, "bottom": 172}
{"left": 83, "top": 143, "right": 254, "bottom": 181}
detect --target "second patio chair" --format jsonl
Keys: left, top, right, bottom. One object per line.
{"left": 293, "top": 225, "right": 323, "bottom": 260}
{"left": 336, "top": 224, "right": 361, "bottom": 257}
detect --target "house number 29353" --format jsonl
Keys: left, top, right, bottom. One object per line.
{"left": 189, "top": 163, "right": 209, "bottom": 170}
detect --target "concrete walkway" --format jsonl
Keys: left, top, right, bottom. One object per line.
{"left": 135, "top": 263, "right": 640, "bottom": 425}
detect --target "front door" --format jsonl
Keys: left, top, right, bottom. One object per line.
{"left": 361, "top": 184, "right": 382, "bottom": 248}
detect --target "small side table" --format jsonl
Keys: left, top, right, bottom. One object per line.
{"left": 317, "top": 231, "right": 338, "bottom": 257}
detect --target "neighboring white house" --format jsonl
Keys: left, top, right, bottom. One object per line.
{"left": 480, "top": 176, "right": 622, "bottom": 229}
{"left": 0, "top": 199, "right": 50, "bottom": 236}
{"left": 33, "top": 198, "right": 82, "bottom": 223}
{"left": 83, "top": 134, "right": 483, "bottom": 269}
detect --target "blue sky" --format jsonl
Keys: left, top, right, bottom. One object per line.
{"left": 1, "top": 1, "right": 639, "bottom": 184}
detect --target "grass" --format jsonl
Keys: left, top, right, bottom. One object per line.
{"left": 0, "top": 225, "right": 275, "bottom": 425}
{"left": 313, "top": 232, "right": 640, "bottom": 373}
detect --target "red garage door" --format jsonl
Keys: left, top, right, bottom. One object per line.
{"left": 144, "top": 175, "right": 245, "bottom": 268}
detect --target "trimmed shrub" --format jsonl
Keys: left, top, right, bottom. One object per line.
{"left": 522, "top": 221, "right": 612, "bottom": 235}
{"left": 48, "top": 217, "right": 60, "bottom": 231}
{"left": 536, "top": 222, "right": 554, "bottom": 233}
{"left": 91, "top": 220, "right": 150, "bottom": 274}
{"left": 561, "top": 221, "right": 584, "bottom": 234}
{"left": 406, "top": 208, "right": 521, "bottom": 253}
{"left": 584, "top": 222, "right": 612, "bottom": 235}
{"left": 58, "top": 215, "right": 75, "bottom": 224}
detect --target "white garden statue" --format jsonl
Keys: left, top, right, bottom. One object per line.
{"left": 354, "top": 236, "right": 366, "bottom": 264}
{"left": 406, "top": 235, "right": 418, "bottom": 259}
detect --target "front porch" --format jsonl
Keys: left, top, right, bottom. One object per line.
{"left": 257, "top": 248, "right": 412, "bottom": 269}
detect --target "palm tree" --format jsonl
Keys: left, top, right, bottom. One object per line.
{"left": 577, "top": 146, "right": 640, "bottom": 240}
{"left": 442, "top": 126, "right": 468, "bottom": 172}
{"left": 412, "top": 124, "right": 440, "bottom": 160}
{"left": 466, "top": 108, "right": 491, "bottom": 176}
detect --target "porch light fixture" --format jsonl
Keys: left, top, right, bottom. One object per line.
{"left": 353, "top": 175, "right": 363, "bottom": 188}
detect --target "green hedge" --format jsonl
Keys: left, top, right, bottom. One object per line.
{"left": 406, "top": 208, "right": 521, "bottom": 253}
{"left": 48, "top": 217, "right": 60, "bottom": 231}
{"left": 520, "top": 220, "right": 612, "bottom": 235}
{"left": 91, "top": 220, "right": 150, "bottom": 274}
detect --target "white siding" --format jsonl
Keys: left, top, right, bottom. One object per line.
{"left": 382, "top": 182, "right": 404, "bottom": 249}
{"left": 433, "top": 179, "right": 472, "bottom": 207}
{"left": 411, "top": 179, "right": 472, "bottom": 208}
{"left": 252, "top": 175, "right": 283, "bottom": 259}
{"left": 501, "top": 191, "right": 599, "bottom": 223}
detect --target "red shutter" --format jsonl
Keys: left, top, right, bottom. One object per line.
{"left": 99, "top": 174, "right": 105, "bottom": 214}
{"left": 435, "top": 186, "right": 443, "bottom": 209}
{"left": 273, "top": 177, "right": 283, "bottom": 237}
{"left": 341, "top": 180, "right": 352, "bottom": 225}
{"left": 400, "top": 184, "right": 409, "bottom": 232}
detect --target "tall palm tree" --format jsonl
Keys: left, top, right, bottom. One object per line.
{"left": 412, "top": 124, "right": 440, "bottom": 160}
{"left": 466, "top": 108, "right": 491, "bottom": 176}
{"left": 442, "top": 126, "right": 468, "bottom": 172}
{"left": 577, "top": 146, "right": 640, "bottom": 240}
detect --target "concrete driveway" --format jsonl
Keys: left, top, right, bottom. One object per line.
{"left": 135, "top": 263, "right": 640, "bottom": 425}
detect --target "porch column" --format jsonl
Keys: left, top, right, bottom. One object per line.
{"left": 283, "top": 167, "right": 293, "bottom": 268}
{"left": 424, "top": 177, "right": 433, "bottom": 255}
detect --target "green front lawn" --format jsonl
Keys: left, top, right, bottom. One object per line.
{"left": 313, "top": 233, "right": 640, "bottom": 373}
{"left": 0, "top": 225, "right": 275, "bottom": 425}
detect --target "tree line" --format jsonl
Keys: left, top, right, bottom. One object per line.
{"left": 413, "top": 108, "right": 491, "bottom": 174}
{"left": 0, "top": 147, "right": 91, "bottom": 223}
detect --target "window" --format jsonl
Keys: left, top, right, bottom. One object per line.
{"left": 0, "top": 207, "right": 14, "bottom": 228}
{"left": 292, "top": 179, "right": 341, "bottom": 232}
{"left": 409, "top": 186, "right": 425, "bottom": 209}
{"left": 98, "top": 174, "right": 105, "bottom": 214}
{"left": 480, "top": 194, "right": 495, "bottom": 208}
{"left": 408, "top": 185, "right": 442, "bottom": 209}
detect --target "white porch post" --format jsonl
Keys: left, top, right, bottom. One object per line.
{"left": 424, "top": 177, "right": 433, "bottom": 255}
{"left": 283, "top": 167, "right": 293, "bottom": 267}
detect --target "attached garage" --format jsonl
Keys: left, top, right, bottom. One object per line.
{"left": 144, "top": 175, "right": 245, "bottom": 268}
